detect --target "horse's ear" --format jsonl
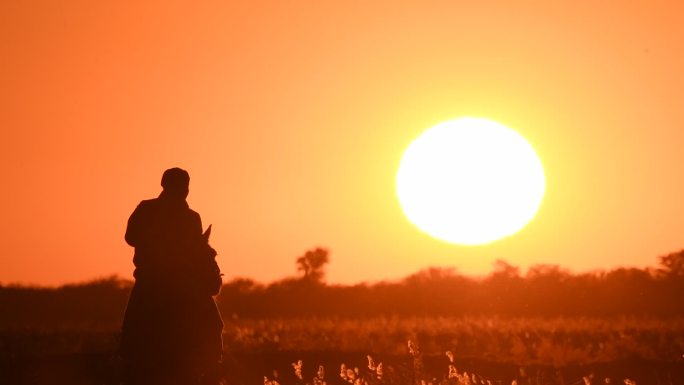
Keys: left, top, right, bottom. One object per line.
{"left": 203, "top": 224, "right": 212, "bottom": 241}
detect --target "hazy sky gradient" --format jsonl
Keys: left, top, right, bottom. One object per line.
{"left": 2, "top": 1, "right": 684, "bottom": 285}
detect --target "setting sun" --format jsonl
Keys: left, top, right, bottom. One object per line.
{"left": 396, "top": 118, "right": 545, "bottom": 245}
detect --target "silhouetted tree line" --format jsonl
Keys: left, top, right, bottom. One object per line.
{"left": 218, "top": 249, "right": 684, "bottom": 318}
{"left": 0, "top": 277, "right": 129, "bottom": 330}
{"left": 3, "top": 249, "right": 684, "bottom": 328}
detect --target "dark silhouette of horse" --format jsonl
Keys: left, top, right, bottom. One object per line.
{"left": 119, "top": 168, "right": 223, "bottom": 385}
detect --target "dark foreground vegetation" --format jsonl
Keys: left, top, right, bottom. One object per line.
{"left": 2, "top": 249, "right": 684, "bottom": 384}
{"left": 2, "top": 330, "right": 683, "bottom": 384}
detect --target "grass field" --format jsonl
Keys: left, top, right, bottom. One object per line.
{"left": 2, "top": 316, "right": 684, "bottom": 384}
{"left": 223, "top": 316, "right": 684, "bottom": 364}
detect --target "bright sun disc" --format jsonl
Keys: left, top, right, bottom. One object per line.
{"left": 396, "top": 118, "right": 545, "bottom": 245}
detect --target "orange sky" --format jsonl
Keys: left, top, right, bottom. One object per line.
{"left": 2, "top": 1, "right": 684, "bottom": 286}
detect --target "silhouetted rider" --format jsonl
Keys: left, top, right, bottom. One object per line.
{"left": 120, "top": 168, "right": 223, "bottom": 385}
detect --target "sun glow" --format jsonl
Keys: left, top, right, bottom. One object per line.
{"left": 397, "top": 118, "right": 545, "bottom": 245}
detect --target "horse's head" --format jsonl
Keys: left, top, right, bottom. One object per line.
{"left": 203, "top": 225, "right": 212, "bottom": 243}
{"left": 198, "top": 224, "right": 221, "bottom": 295}
{"left": 200, "top": 225, "right": 217, "bottom": 260}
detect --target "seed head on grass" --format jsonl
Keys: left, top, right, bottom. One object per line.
{"left": 447, "top": 364, "right": 458, "bottom": 379}
{"left": 340, "top": 363, "right": 365, "bottom": 385}
{"left": 408, "top": 340, "right": 425, "bottom": 385}
{"left": 376, "top": 362, "right": 384, "bottom": 380}
{"left": 292, "top": 359, "right": 304, "bottom": 381}
{"left": 366, "top": 354, "right": 385, "bottom": 382}
{"left": 367, "top": 355, "right": 377, "bottom": 371}
{"left": 461, "top": 371, "right": 471, "bottom": 385}
{"left": 408, "top": 340, "right": 420, "bottom": 357}
{"left": 313, "top": 365, "right": 326, "bottom": 385}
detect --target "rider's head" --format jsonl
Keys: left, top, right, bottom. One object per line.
{"left": 161, "top": 167, "right": 190, "bottom": 199}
